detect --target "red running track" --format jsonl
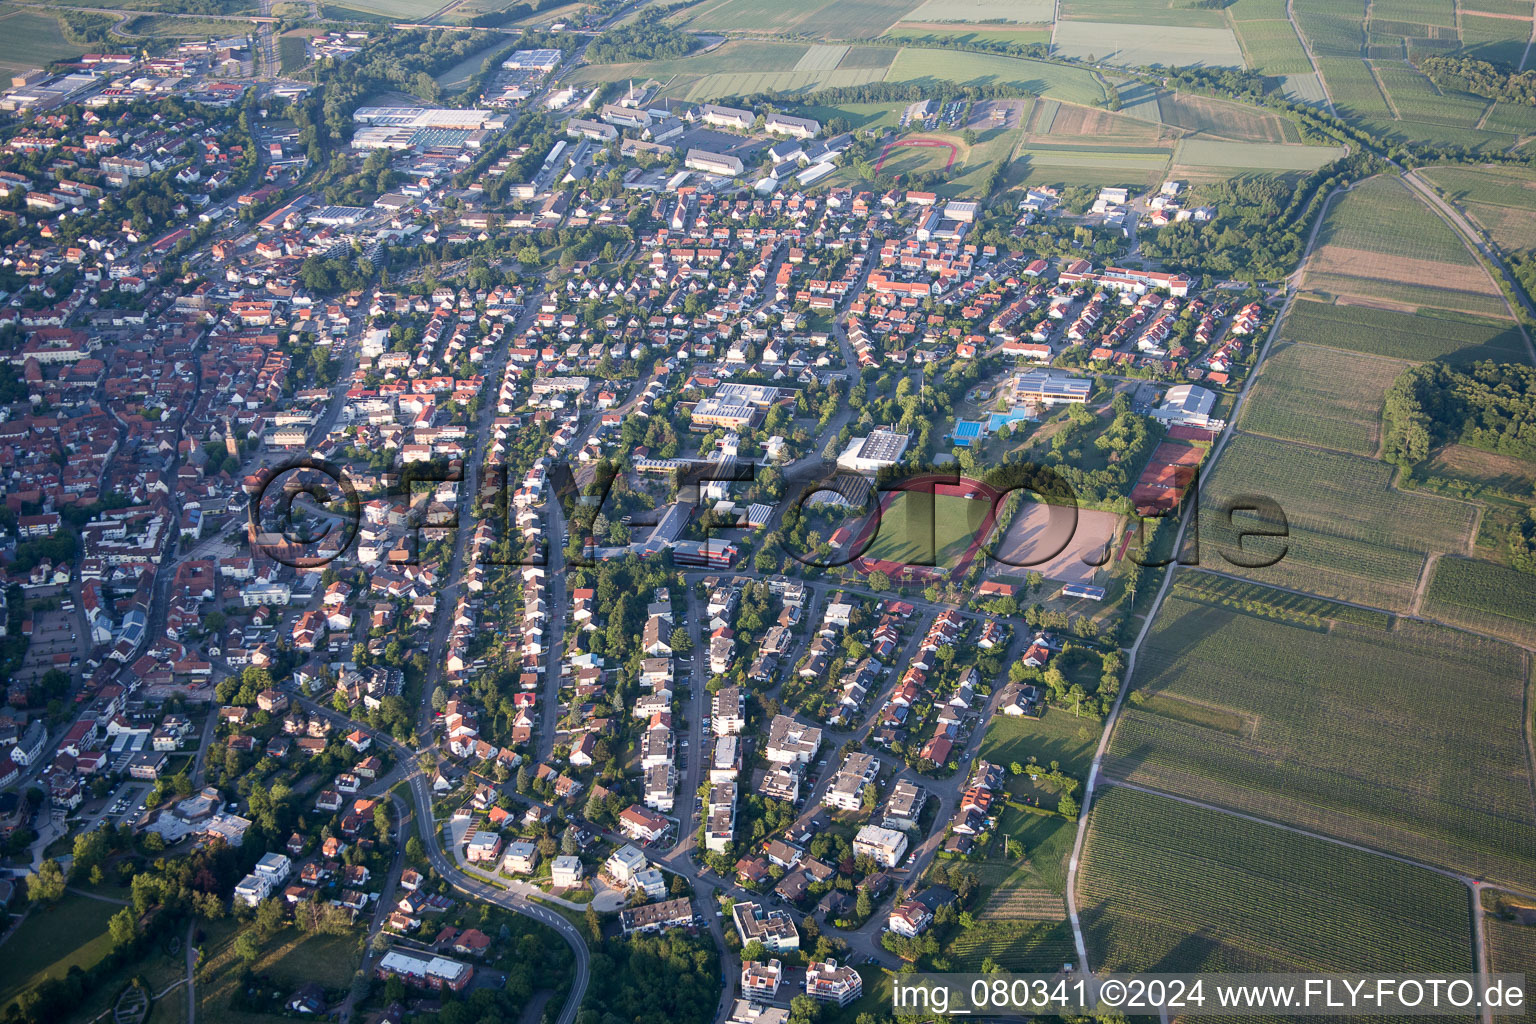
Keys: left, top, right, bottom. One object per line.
{"left": 874, "top": 137, "right": 958, "bottom": 175}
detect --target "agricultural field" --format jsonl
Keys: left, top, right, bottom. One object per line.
{"left": 1170, "top": 138, "right": 1347, "bottom": 173}
{"left": 1486, "top": 917, "right": 1536, "bottom": 1011}
{"left": 1050, "top": 21, "right": 1246, "bottom": 68}
{"left": 1424, "top": 443, "right": 1536, "bottom": 495}
{"left": 1314, "top": 57, "right": 1396, "bottom": 120}
{"left": 1079, "top": 787, "right": 1477, "bottom": 974}
{"left": 1372, "top": 62, "right": 1491, "bottom": 128}
{"left": 313, "top": 0, "right": 444, "bottom": 17}
{"left": 862, "top": 491, "right": 990, "bottom": 570}
{"left": 1199, "top": 431, "right": 1477, "bottom": 610}
{"left": 900, "top": 0, "right": 1053, "bottom": 21}
{"left": 1154, "top": 91, "right": 1303, "bottom": 143}
{"left": 671, "top": 0, "right": 910, "bottom": 37}
{"left": 793, "top": 44, "right": 848, "bottom": 71}
{"left": 944, "top": 920, "right": 1078, "bottom": 972}
{"left": 1279, "top": 298, "right": 1530, "bottom": 364}
{"left": 1459, "top": 13, "right": 1531, "bottom": 67}
{"left": 1032, "top": 101, "right": 1178, "bottom": 144}
{"left": 1422, "top": 556, "right": 1536, "bottom": 647}
{"left": 1303, "top": 176, "right": 1512, "bottom": 320}
{"left": 1292, "top": 0, "right": 1367, "bottom": 58}
{"left": 1105, "top": 593, "right": 1536, "bottom": 886}
{"left": 1236, "top": 342, "right": 1407, "bottom": 456}
{"left": 1418, "top": 163, "right": 1536, "bottom": 256}
{"left": 1057, "top": 0, "right": 1232, "bottom": 27}
{"left": 568, "top": 39, "right": 855, "bottom": 97}
{"left": 1169, "top": 570, "right": 1396, "bottom": 630}
{"left": 1010, "top": 143, "right": 1173, "bottom": 188}
{"left": 1230, "top": 16, "right": 1314, "bottom": 75}
{"left": 0, "top": 6, "right": 87, "bottom": 74}
{"left": 885, "top": 47, "right": 1108, "bottom": 105}
{"left": 881, "top": 25, "right": 1052, "bottom": 46}
{"left": 1484, "top": 102, "right": 1536, "bottom": 137}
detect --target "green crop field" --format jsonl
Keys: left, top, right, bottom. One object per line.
{"left": 673, "top": 0, "right": 909, "bottom": 36}
{"left": 1422, "top": 556, "right": 1536, "bottom": 647}
{"left": 1371, "top": 0, "right": 1455, "bottom": 27}
{"left": 1279, "top": 299, "right": 1529, "bottom": 364}
{"left": 1237, "top": 342, "right": 1407, "bottom": 456}
{"left": 316, "top": 0, "right": 444, "bottom": 17}
{"left": 1228, "top": 0, "right": 1290, "bottom": 19}
{"left": 901, "top": 0, "right": 1054, "bottom": 21}
{"left": 0, "top": 7, "right": 87, "bottom": 74}
{"left": 1057, "top": 0, "right": 1231, "bottom": 27}
{"left": 1315, "top": 57, "right": 1395, "bottom": 118}
{"left": 1487, "top": 917, "right": 1536, "bottom": 1005}
{"left": 1199, "top": 432, "right": 1476, "bottom": 610}
{"left": 862, "top": 491, "right": 990, "bottom": 570}
{"left": 1230, "top": 17, "right": 1315, "bottom": 75}
{"left": 1172, "top": 139, "right": 1346, "bottom": 171}
{"left": 1051, "top": 21, "right": 1246, "bottom": 67}
{"left": 1372, "top": 63, "right": 1491, "bottom": 128}
{"left": 1155, "top": 91, "right": 1303, "bottom": 143}
{"left": 1483, "top": 101, "right": 1536, "bottom": 138}
{"left": 1460, "top": 13, "right": 1531, "bottom": 67}
{"left": 944, "top": 920, "right": 1078, "bottom": 972}
{"left": 1293, "top": 0, "right": 1367, "bottom": 57}
{"left": 886, "top": 47, "right": 1108, "bottom": 104}
{"left": 883, "top": 25, "right": 1053, "bottom": 46}
{"left": 1419, "top": 163, "right": 1536, "bottom": 255}
{"left": 1105, "top": 593, "right": 1536, "bottom": 886}
{"left": 1079, "top": 787, "right": 1477, "bottom": 973}
{"left": 1170, "top": 569, "right": 1396, "bottom": 630}
{"left": 1304, "top": 176, "right": 1511, "bottom": 320}
{"left": 1010, "top": 144, "right": 1173, "bottom": 188}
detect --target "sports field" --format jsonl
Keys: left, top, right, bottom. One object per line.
{"left": 988, "top": 502, "right": 1119, "bottom": 584}
{"left": 1052, "top": 20, "right": 1245, "bottom": 67}
{"left": 1422, "top": 556, "right": 1536, "bottom": 647}
{"left": 1279, "top": 298, "right": 1530, "bottom": 364}
{"left": 1237, "top": 342, "right": 1407, "bottom": 456}
{"left": 861, "top": 489, "right": 993, "bottom": 571}
{"left": 1304, "top": 177, "right": 1512, "bottom": 320}
{"left": 1079, "top": 786, "right": 1477, "bottom": 973}
{"left": 1199, "top": 431, "right": 1477, "bottom": 611}
{"left": 1105, "top": 592, "right": 1536, "bottom": 886}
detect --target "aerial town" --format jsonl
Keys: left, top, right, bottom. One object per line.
{"left": 9, "top": 0, "right": 1522, "bottom": 1020}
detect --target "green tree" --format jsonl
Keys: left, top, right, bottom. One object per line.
{"left": 108, "top": 907, "right": 139, "bottom": 951}
{"left": 28, "top": 859, "right": 65, "bottom": 904}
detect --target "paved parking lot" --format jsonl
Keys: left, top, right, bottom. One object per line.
{"left": 14, "top": 608, "right": 85, "bottom": 689}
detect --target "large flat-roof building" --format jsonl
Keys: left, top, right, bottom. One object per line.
{"left": 836, "top": 428, "right": 910, "bottom": 473}
{"left": 1014, "top": 371, "right": 1091, "bottom": 406}
{"left": 502, "top": 48, "right": 562, "bottom": 71}
{"left": 376, "top": 948, "right": 473, "bottom": 991}
{"left": 700, "top": 103, "right": 753, "bottom": 131}
{"left": 685, "top": 148, "right": 745, "bottom": 177}
{"left": 765, "top": 112, "right": 820, "bottom": 138}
